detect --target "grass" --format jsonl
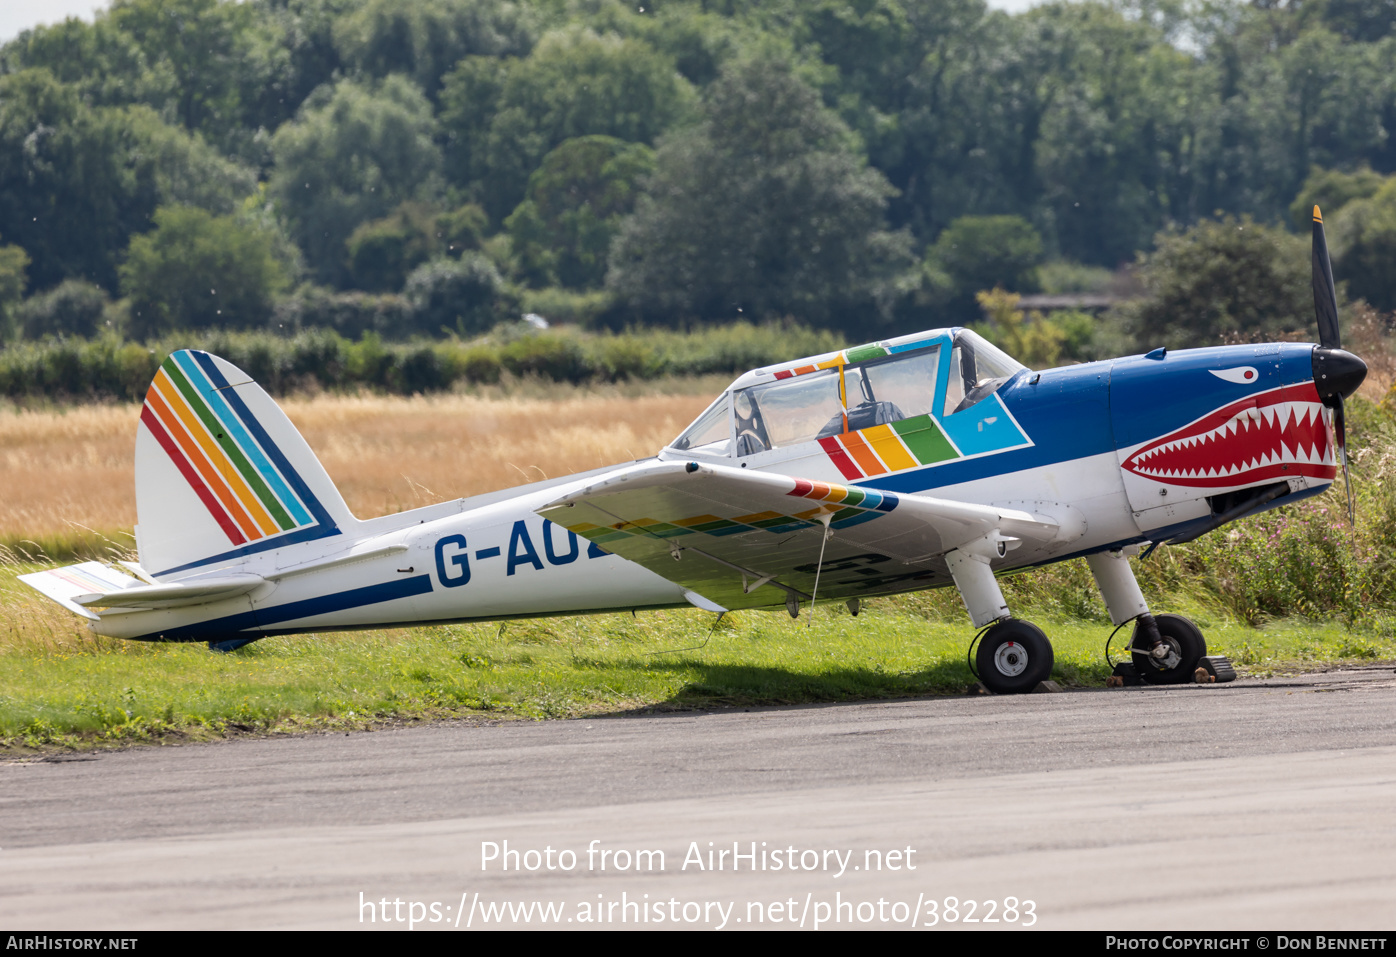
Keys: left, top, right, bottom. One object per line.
{"left": 3, "top": 553, "right": 1393, "bottom": 755}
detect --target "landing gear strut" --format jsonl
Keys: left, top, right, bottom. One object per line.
{"left": 1087, "top": 549, "right": 1207, "bottom": 683}
{"left": 948, "top": 537, "right": 1055, "bottom": 695}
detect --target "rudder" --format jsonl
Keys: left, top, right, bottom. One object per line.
{"left": 135, "top": 350, "right": 356, "bottom": 578}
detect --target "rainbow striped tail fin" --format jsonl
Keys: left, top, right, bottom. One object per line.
{"left": 135, "top": 350, "right": 355, "bottom": 578}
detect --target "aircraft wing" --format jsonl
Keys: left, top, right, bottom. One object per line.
{"left": 536, "top": 460, "right": 1076, "bottom": 611}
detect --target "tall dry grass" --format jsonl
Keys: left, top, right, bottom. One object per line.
{"left": 0, "top": 389, "right": 715, "bottom": 543}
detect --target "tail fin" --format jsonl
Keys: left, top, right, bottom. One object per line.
{"left": 135, "top": 350, "right": 355, "bottom": 578}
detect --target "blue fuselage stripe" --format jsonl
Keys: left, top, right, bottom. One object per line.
{"left": 138, "top": 575, "right": 433, "bottom": 642}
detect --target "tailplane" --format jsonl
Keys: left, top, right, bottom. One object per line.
{"left": 135, "top": 350, "right": 355, "bottom": 578}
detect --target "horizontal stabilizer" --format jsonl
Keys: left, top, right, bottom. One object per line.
{"left": 73, "top": 574, "right": 265, "bottom": 612}
{"left": 19, "top": 562, "right": 266, "bottom": 618}
{"left": 18, "top": 562, "right": 144, "bottom": 621}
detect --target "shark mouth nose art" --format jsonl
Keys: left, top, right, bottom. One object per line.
{"left": 1123, "top": 383, "right": 1337, "bottom": 487}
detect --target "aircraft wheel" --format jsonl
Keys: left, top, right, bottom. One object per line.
{"left": 975, "top": 619, "right": 1054, "bottom": 695}
{"left": 1131, "top": 613, "right": 1206, "bottom": 684}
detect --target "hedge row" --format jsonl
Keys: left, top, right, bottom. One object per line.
{"left": 0, "top": 323, "right": 846, "bottom": 402}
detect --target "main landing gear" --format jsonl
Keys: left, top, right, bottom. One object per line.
{"left": 948, "top": 541, "right": 1207, "bottom": 695}
{"left": 973, "top": 619, "right": 1054, "bottom": 695}
{"left": 947, "top": 535, "right": 1056, "bottom": 695}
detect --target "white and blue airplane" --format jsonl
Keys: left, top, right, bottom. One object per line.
{"left": 22, "top": 209, "right": 1366, "bottom": 693}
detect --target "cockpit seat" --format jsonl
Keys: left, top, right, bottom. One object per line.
{"left": 815, "top": 401, "right": 906, "bottom": 439}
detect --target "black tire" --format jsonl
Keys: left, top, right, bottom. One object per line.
{"left": 1131, "top": 613, "right": 1206, "bottom": 684}
{"left": 975, "top": 619, "right": 1054, "bottom": 694}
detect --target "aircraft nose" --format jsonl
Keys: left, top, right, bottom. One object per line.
{"left": 1312, "top": 347, "right": 1367, "bottom": 402}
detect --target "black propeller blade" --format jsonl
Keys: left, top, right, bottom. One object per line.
{"left": 1309, "top": 205, "right": 1365, "bottom": 524}
{"left": 1312, "top": 205, "right": 1342, "bottom": 351}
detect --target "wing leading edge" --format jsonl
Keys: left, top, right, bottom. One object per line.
{"left": 536, "top": 460, "right": 1081, "bottom": 611}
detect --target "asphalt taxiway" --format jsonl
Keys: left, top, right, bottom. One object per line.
{"left": 3, "top": 667, "right": 1395, "bottom": 929}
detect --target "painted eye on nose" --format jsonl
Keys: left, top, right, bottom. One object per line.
{"left": 1210, "top": 367, "right": 1258, "bottom": 384}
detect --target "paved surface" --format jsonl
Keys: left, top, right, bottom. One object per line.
{"left": 2, "top": 667, "right": 1395, "bottom": 930}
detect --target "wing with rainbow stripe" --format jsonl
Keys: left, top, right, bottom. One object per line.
{"left": 537, "top": 460, "right": 1067, "bottom": 611}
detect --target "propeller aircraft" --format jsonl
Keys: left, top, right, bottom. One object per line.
{"left": 21, "top": 208, "right": 1367, "bottom": 693}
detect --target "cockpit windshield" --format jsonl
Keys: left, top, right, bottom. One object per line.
{"left": 669, "top": 395, "right": 730, "bottom": 454}
{"left": 668, "top": 329, "right": 1026, "bottom": 458}
{"left": 942, "top": 329, "right": 1025, "bottom": 417}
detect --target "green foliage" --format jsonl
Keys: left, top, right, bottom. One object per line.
{"left": 120, "top": 205, "right": 290, "bottom": 338}
{"left": 0, "top": 242, "right": 29, "bottom": 341}
{"left": 1110, "top": 217, "right": 1312, "bottom": 351}
{"left": 0, "top": 335, "right": 163, "bottom": 402}
{"left": 345, "top": 202, "right": 443, "bottom": 293}
{"left": 608, "top": 55, "right": 910, "bottom": 332}
{"left": 8, "top": 0, "right": 1396, "bottom": 319}
{"left": 1289, "top": 165, "right": 1388, "bottom": 229}
{"left": 271, "top": 285, "right": 412, "bottom": 340}
{"left": 437, "top": 203, "right": 488, "bottom": 254}
{"left": 505, "top": 136, "right": 654, "bottom": 289}
{"left": 332, "top": 0, "right": 536, "bottom": 97}
{"left": 1037, "top": 260, "right": 1115, "bottom": 295}
{"left": 439, "top": 27, "right": 694, "bottom": 220}
{"left": 973, "top": 289, "right": 1065, "bottom": 370}
{"left": 0, "top": 68, "right": 258, "bottom": 293}
{"left": 0, "top": 321, "right": 845, "bottom": 400}
{"left": 107, "top": 0, "right": 263, "bottom": 150}
{"left": 519, "top": 287, "right": 614, "bottom": 327}
{"left": 1330, "top": 178, "right": 1396, "bottom": 311}
{"left": 925, "top": 215, "right": 1044, "bottom": 320}
{"left": 1047, "top": 309, "right": 1101, "bottom": 363}
{"left": 0, "top": 13, "right": 169, "bottom": 111}
{"left": 403, "top": 254, "right": 508, "bottom": 338}
{"left": 16, "top": 280, "right": 111, "bottom": 340}
{"left": 1319, "top": 0, "right": 1396, "bottom": 43}
{"left": 117, "top": 105, "right": 258, "bottom": 215}
{"left": 270, "top": 75, "right": 443, "bottom": 286}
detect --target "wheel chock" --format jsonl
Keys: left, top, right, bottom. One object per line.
{"left": 1198, "top": 655, "right": 1237, "bottom": 683}
{"left": 1109, "top": 661, "right": 1142, "bottom": 687}
{"left": 1032, "top": 680, "right": 1062, "bottom": 693}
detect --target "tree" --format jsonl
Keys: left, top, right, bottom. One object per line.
{"left": 440, "top": 28, "right": 694, "bottom": 221}
{"left": 607, "top": 55, "right": 911, "bottom": 332}
{"left": 1330, "top": 177, "right": 1396, "bottom": 311}
{"left": 120, "top": 205, "right": 289, "bottom": 338}
{"left": 269, "top": 75, "right": 443, "bottom": 286}
{"left": 924, "top": 215, "right": 1043, "bottom": 321}
{"left": 16, "top": 280, "right": 110, "bottom": 339}
{"left": 0, "top": 14, "right": 169, "bottom": 111}
{"left": 403, "top": 254, "right": 505, "bottom": 338}
{"left": 107, "top": 0, "right": 262, "bottom": 150}
{"left": 1290, "top": 165, "right": 1388, "bottom": 229}
{"left": 1110, "top": 217, "right": 1313, "bottom": 351}
{"left": 345, "top": 202, "right": 443, "bottom": 293}
{"left": 332, "top": 0, "right": 535, "bottom": 97}
{"left": 0, "top": 240, "right": 29, "bottom": 341}
{"left": 505, "top": 136, "right": 654, "bottom": 290}
{"left": 0, "top": 68, "right": 256, "bottom": 292}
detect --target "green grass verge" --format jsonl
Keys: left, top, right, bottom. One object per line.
{"left": 3, "top": 556, "right": 1393, "bottom": 755}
